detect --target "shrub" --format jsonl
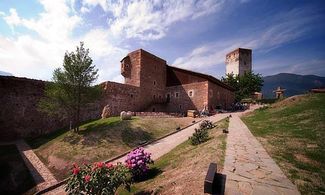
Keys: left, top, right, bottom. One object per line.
{"left": 65, "top": 162, "right": 132, "bottom": 195}
{"left": 200, "top": 120, "right": 214, "bottom": 130}
{"left": 189, "top": 128, "right": 209, "bottom": 145}
{"left": 125, "top": 147, "right": 153, "bottom": 180}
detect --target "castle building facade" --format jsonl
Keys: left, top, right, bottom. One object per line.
{"left": 226, "top": 48, "right": 252, "bottom": 76}
{"left": 101, "top": 49, "right": 235, "bottom": 115}
{"left": 0, "top": 49, "right": 236, "bottom": 140}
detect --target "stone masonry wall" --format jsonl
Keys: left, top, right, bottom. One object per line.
{"left": 139, "top": 50, "right": 167, "bottom": 110}
{"left": 164, "top": 81, "right": 208, "bottom": 113}
{"left": 0, "top": 76, "right": 100, "bottom": 140}
{"left": 208, "top": 81, "right": 235, "bottom": 110}
{"left": 123, "top": 50, "right": 141, "bottom": 87}
{"left": 100, "top": 81, "right": 142, "bottom": 115}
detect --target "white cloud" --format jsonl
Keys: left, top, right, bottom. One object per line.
{"left": 0, "top": 0, "right": 226, "bottom": 82}
{"left": 172, "top": 7, "right": 319, "bottom": 74}
{"left": 0, "top": 0, "right": 127, "bottom": 83}
{"left": 3, "top": 8, "right": 21, "bottom": 29}
{"left": 81, "top": 28, "right": 128, "bottom": 82}
{"left": 82, "top": 0, "right": 224, "bottom": 40}
{"left": 82, "top": 0, "right": 109, "bottom": 11}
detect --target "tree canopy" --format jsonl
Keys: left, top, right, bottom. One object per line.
{"left": 222, "top": 72, "right": 263, "bottom": 102}
{"left": 39, "top": 42, "right": 101, "bottom": 132}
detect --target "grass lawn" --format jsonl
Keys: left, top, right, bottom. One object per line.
{"left": 28, "top": 116, "right": 193, "bottom": 180}
{"left": 242, "top": 94, "right": 325, "bottom": 194}
{"left": 118, "top": 118, "right": 229, "bottom": 194}
{"left": 0, "top": 144, "right": 36, "bottom": 194}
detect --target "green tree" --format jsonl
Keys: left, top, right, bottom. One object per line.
{"left": 222, "top": 72, "right": 263, "bottom": 101}
{"left": 39, "top": 42, "right": 100, "bottom": 132}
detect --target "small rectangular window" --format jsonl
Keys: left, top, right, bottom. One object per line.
{"left": 175, "top": 92, "right": 179, "bottom": 98}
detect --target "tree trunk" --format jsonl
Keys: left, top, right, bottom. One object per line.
{"left": 76, "top": 84, "right": 81, "bottom": 132}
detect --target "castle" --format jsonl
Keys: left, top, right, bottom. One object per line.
{"left": 0, "top": 48, "right": 239, "bottom": 140}
{"left": 226, "top": 48, "right": 252, "bottom": 76}
{"left": 100, "top": 49, "right": 235, "bottom": 115}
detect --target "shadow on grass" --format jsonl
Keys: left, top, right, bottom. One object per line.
{"left": 133, "top": 191, "right": 153, "bottom": 195}
{"left": 27, "top": 118, "right": 100, "bottom": 149}
{"left": 134, "top": 167, "right": 163, "bottom": 182}
{"left": 77, "top": 120, "right": 122, "bottom": 135}
{"left": 121, "top": 127, "right": 153, "bottom": 147}
{"left": 60, "top": 118, "right": 154, "bottom": 147}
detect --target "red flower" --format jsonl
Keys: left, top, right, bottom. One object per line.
{"left": 96, "top": 162, "right": 104, "bottom": 168}
{"left": 72, "top": 162, "right": 78, "bottom": 168}
{"left": 125, "top": 161, "right": 132, "bottom": 169}
{"left": 105, "top": 163, "right": 113, "bottom": 168}
{"left": 84, "top": 175, "right": 91, "bottom": 183}
{"left": 72, "top": 167, "right": 80, "bottom": 175}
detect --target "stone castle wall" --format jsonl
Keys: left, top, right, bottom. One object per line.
{"left": 208, "top": 81, "right": 235, "bottom": 110}
{"left": 101, "top": 81, "right": 141, "bottom": 115}
{"left": 0, "top": 76, "right": 101, "bottom": 141}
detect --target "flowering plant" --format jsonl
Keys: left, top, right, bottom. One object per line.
{"left": 125, "top": 147, "right": 153, "bottom": 180}
{"left": 65, "top": 162, "right": 131, "bottom": 195}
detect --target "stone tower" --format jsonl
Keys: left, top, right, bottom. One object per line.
{"left": 225, "top": 48, "right": 252, "bottom": 76}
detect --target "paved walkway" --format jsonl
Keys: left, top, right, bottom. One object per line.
{"left": 112, "top": 113, "right": 229, "bottom": 164}
{"left": 223, "top": 114, "right": 300, "bottom": 195}
{"left": 15, "top": 140, "right": 58, "bottom": 191}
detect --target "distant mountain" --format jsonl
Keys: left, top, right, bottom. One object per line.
{"left": 262, "top": 73, "right": 325, "bottom": 98}
{"left": 0, "top": 71, "right": 13, "bottom": 76}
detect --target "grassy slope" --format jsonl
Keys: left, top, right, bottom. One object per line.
{"left": 118, "top": 118, "right": 229, "bottom": 195}
{"left": 28, "top": 116, "right": 193, "bottom": 180}
{"left": 242, "top": 94, "right": 325, "bottom": 194}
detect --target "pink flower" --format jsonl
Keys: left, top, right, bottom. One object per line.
{"left": 84, "top": 175, "right": 91, "bottom": 183}
{"left": 96, "top": 162, "right": 104, "bottom": 168}
{"left": 72, "top": 167, "right": 80, "bottom": 175}
{"left": 72, "top": 162, "right": 78, "bottom": 168}
{"left": 105, "top": 163, "right": 113, "bottom": 168}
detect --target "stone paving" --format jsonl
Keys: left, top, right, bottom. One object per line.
{"left": 15, "top": 140, "right": 58, "bottom": 192}
{"left": 223, "top": 114, "right": 300, "bottom": 195}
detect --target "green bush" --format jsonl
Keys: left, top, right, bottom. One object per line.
{"left": 189, "top": 128, "right": 209, "bottom": 145}
{"left": 65, "top": 162, "right": 132, "bottom": 195}
{"left": 200, "top": 120, "right": 214, "bottom": 130}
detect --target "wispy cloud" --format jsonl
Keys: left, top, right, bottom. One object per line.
{"left": 0, "top": 0, "right": 224, "bottom": 82}
{"left": 173, "top": 7, "right": 322, "bottom": 75}
{"left": 82, "top": 0, "right": 225, "bottom": 40}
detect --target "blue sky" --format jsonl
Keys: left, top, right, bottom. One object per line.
{"left": 0, "top": 0, "right": 324, "bottom": 83}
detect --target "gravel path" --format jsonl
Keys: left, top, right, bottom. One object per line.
{"left": 223, "top": 113, "right": 300, "bottom": 195}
